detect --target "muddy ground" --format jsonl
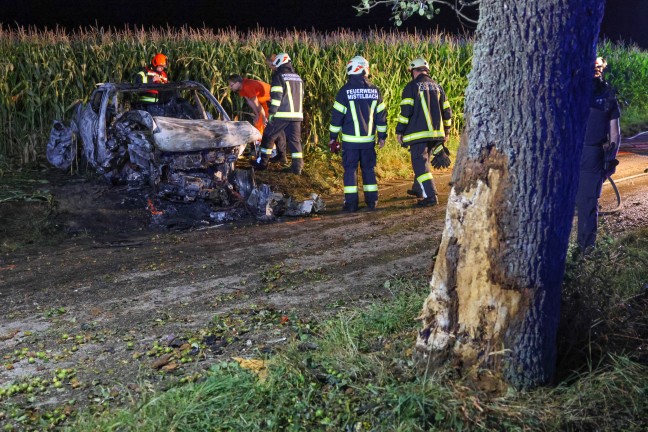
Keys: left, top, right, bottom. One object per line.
{"left": 1, "top": 151, "right": 648, "bottom": 428}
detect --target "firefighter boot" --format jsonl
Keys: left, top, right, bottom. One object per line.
{"left": 343, "top": 201, "right": 359, "bottom": 213}
{"left": 416, "top": 196, "right": 438, "bottom": 207}
{"left": 282, "top": 160, "right": 303, "bottom": 175}
{"left": 269, "top": 152, "right": 288, "bottom": 165}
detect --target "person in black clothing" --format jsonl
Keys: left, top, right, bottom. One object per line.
{"left": 252, "top": 53, "right": 304, "bottom": 175}
{"left": 396, "top": 57, "right": 453, "bottom": 207}
{"left": 575, "top": 56, "right": 621, "bottom": 253}
{"left": 328, "top": 56, "right": 387, "bottom": 212}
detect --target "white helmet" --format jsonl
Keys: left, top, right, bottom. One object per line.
{"left": 346, "top": 56, "right": 369, "bottom": 75}
{"left": 272, "top": 53, "right": 291, "bottom": 67}
{"left": 408, "top": 57, "right": 430, "bottom": 72}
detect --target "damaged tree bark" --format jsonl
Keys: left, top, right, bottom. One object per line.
{"left": 416, "top": 0, "right": 605, "bottom": 389}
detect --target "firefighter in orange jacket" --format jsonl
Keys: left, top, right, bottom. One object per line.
{"left": 134, "top": 53, "right": 170, "bottom": 105}
{"left": 329, "top": 56, "right": 387, "bottom": 212}
{"left": 228, "top": 74, "right": 287, "bottom": 164}
{"left": 396, "top": 57, "right": 452, "bottom": 207}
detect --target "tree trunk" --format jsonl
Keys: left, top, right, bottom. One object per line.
{"left": 416, "top": 0, "right": 606, "bottom": 389}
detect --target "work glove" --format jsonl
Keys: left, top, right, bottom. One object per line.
{"left": 604, "top": 158, "right": 619, "bottom": 177}
{"left": 328, "top": 139, "right": 341, "bottom": 154}
{"left": 431, "top": 143, "right": 451, "bottom": 170}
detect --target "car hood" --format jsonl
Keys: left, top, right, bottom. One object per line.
{"left": 152, "top": 117, "right": 261, "bottom": 153}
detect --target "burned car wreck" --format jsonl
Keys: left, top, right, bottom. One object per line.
{"left": 47, "top": 80, "right": 324, "bottom": 225}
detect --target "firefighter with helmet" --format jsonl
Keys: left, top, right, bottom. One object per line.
{"left": 574, "top": 56, "right": 621, "bottom": 254}
{"left": 252, "top": 52, "right": 305, "bottom": 175}
{"left": 134, "top": 53, "right": 170, "bottom": 108}
{"left": 396, "top": 57, "right": 452, "bottom": 207}
{"left": 328, "top": 55, "right": 387, "bottom": 212}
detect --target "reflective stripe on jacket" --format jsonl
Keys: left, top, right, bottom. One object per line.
{"left": 268, "top": 65, "right": 304, "bottom": 121}
{"left": 329, "top": 75, "right": 387, "bottom": 145}
{"left": 395, "top": 73, "right": 452, "bottom": 145}
{"left": 135, "top": 69, "right": 169, "bottom": 103}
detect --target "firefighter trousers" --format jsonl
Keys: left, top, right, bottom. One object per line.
{"left": 258, "top": 120, "right": 303, "bottom": 170}
{"left": 342, "top": 145, "right": 378, "bottom": 206}
{"left": 575, "top": 145, "right": 606, "bottom": 250}
{"left": 409, "top": 141, "right": 438, "bottom": 201}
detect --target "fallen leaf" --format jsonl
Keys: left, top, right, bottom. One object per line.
{"left": 151, "top": 353, "right": 173, "bottom": 369}
{"left": 232, "top": 357, "right": 268, "bottom": 382}
{"left": 161, "top": 361, "right": 178, "bottom": 372}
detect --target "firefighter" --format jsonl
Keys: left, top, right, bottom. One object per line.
{"left": 134, "top": 53, "right": 170, "bottom": 103}
{"left": 328, "top": 56, "right": 387, "bottom": 212}
{"left": 251, "top": 53, "right": 305, "bottom": 175}
{"left": 575, "top": 56, "right": 621, "bottom": 254}
{"left": 227, "top": 74, "right": 287, "bottom": 164}
{"left": 396, "top": 57, "right": 452, "bottom": 207}
{"left": 134, "top": 53, "right": 169, "bottom": 115}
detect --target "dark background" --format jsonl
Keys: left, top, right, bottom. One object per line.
{"left": 1, "top": 0, "right": 646, "bottom": 48}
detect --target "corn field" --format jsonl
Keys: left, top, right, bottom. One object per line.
{"left": 0, "top": 26, "right": 646, "bottom": 165}
{"left": 0, "top": 26, "right": 472, "bottom": 164}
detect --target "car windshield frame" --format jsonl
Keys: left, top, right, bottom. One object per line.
{"left": 92, "top": 80, "right": 231, "bottom": 122}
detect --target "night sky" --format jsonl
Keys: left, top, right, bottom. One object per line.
{"left": 1, "top": 0, "right": 647, "bottom": 48}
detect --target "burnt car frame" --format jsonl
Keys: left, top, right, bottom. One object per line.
{"left": 48, "top": 80, "right": 261, "bottom": 202}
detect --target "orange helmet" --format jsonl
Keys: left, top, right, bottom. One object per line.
{"left": 151, "top": 53, "right": 168, "bottom": 68}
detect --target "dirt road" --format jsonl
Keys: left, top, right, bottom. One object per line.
{"left": 1, "top": 151, "right": 647, "bottom": 426}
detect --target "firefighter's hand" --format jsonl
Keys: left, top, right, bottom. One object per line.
{"left": 378, "top": 139, "right": 385, "bottom": 149}
{"left": 602, "top": 140, "right": 617, "bottom": 154}
{"left": 328, "top": 139, "right": 341, "bottom": 154}
{"left": 604, "top": 158, "right": 619, "bottom": 177}
{"left": 396, "top": 134, "right": 404, "bottom": 147}
{"left": 431, "top": 143, "right": 451, "bottom": 170}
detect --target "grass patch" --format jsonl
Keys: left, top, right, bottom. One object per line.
{"left": 66, "top": 229, "right": 648, "bottom": 431}
{"left": 558, "top": 228, "right": 648, "bottom": 380}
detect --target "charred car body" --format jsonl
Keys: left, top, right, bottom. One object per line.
{"left": 48, "top": 80, "right": 261, "bottom": 203}
{"left": 48, "top": 80, "right": 323, "bottom": 224}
